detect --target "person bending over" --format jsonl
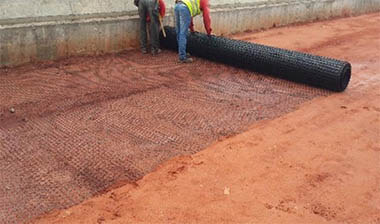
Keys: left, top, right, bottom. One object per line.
{"left": 174, "top": 0, "right": 212, "bottom": 63}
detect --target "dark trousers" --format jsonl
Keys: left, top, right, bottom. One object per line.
{"left": 138, "top": 0, "right": 160, "bottom": 51}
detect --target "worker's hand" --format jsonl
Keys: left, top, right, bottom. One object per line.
{"left": 206, "top": 27, "right": 212, "bottom": 36}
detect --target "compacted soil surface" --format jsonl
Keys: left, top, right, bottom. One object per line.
{"left": 1, "top": 13, "right": 379, "bottom": 223}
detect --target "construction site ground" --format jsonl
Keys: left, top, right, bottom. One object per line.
{"left": 0, "top": 13, "right": 379, "bottom": 224}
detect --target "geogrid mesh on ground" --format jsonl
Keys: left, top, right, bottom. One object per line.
{"left": 0, "top": 50, "right": 329, "bottom": 223}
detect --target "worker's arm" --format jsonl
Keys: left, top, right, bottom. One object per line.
{"left": 200, "top": 0, "right": 212, "bottom": 35}
{"left": 190, "top": 18, "right": 195, "bottom": 32}
{"left": 146, "top": 0, "right": 165, "bottom": 22}
{"left": 159, "top": 0, "right": 166, "bottom": 18}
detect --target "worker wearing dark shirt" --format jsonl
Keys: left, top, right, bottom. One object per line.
{"left": 174, "top": 0, "right": 212, "bottom": 63}
{"left": 135, "top": 0, "right": 166, "bottom": 55}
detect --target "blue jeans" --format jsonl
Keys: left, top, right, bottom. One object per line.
{"left": 174, "top": 3, "right": 191, "bottom": 60}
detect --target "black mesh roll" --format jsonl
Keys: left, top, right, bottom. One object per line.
{"left": 160, "top": 26, "right": 351, "bottom": 92}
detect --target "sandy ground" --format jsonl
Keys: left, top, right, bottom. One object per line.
{"left": 32, "top": 13, "right": 380, "bottom": 224}
{"left": 1, "top": 17, "right": 328, "bottom": 224}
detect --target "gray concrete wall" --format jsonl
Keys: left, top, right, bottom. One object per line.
{"left": 0, "top": 0, "right": 260, "bottom": 26}
{"left": 1, "top": 0, "right": 379, "bottom": 67}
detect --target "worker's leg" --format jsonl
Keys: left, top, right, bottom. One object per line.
{"left": 174, "top": 3, "right": 191, "bottom": 61}
{"left": 147, "top": 0, "right": 160, "bottom": 54}
{"left": 175, "top": 3, "right": 181, "bottom": 45}
{"left": 138, "top": 0, "right": 148, "bottom": 53}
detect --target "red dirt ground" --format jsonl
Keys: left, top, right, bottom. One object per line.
{"left": 1, "top": 23, "right": 328, "bottom": 224}
{"left": 30, "top": 13, "right": 380, "bottom": 224}
{"left": 2, "top": 10, "right": 336, "bottom": 224}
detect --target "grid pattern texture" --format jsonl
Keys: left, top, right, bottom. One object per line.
{"left": 0, "top": 51, "right": 328, "bottom": 223}
{"left": 161, "top": 27, "right": 351, "bottom": 91}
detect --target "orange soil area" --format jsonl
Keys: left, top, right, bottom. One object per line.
{"left": 33, "top": 13, "right": 380, "bottom": 224}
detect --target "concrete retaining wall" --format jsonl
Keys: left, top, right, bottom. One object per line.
{"left": 1, "top": 0, "right": 379, "bottom": 67}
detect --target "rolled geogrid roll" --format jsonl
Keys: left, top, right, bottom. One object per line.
{"left": 160, "top": 26, "right": 351, "bottom": 92}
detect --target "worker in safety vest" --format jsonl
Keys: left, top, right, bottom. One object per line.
{"left": 174, "top": 0, "right": 212, "bottom": 63}
{"left": 135, "top": 0, "right": 166, "bottom": 55}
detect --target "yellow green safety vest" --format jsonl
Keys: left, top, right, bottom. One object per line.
{"left": 182, "top": 0, "right": 201, "bottom": 17}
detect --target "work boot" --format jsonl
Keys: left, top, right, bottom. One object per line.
{"left": 152, "top": 48, "right": 162, "bottom": 56}
{"left": 179, "top": 58, "right": 193, "bottom": 63}
{"left": 141, "top": 48, "right": 148, "bottom": 54}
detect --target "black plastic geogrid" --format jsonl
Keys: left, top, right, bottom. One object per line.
{"left": 160, "top": 26, "right": 351, "bottom": 92}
